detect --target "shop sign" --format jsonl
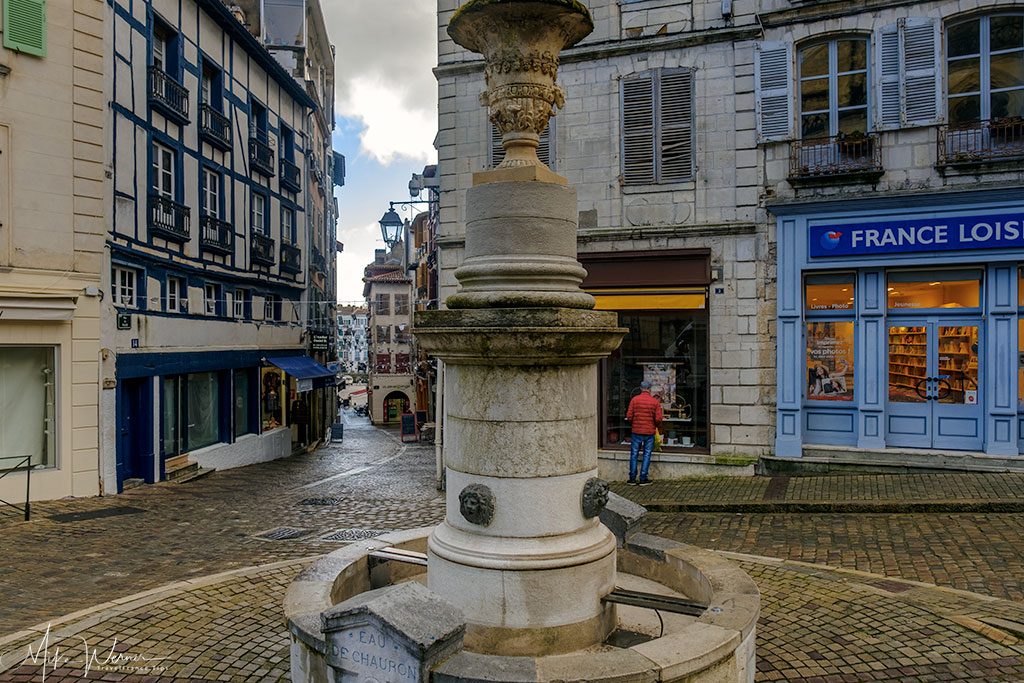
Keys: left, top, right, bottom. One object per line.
{"left": 297, "top": 378, "right": 313, "bottom": 392}
{"left": 809, "top": 212, "right": 1024, "bottom": 258}
{"left": 311, "top": 333, "right": 330, "bottom": 352}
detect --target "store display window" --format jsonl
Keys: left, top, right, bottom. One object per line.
{"left": 261, "top": 367, "right": 285, "bottom": 430}
{"left": 0, "top": 347, "right": 57, "bottom": 469}
{"left": 162, "top": 372, "right": 223, "bottom": 456}
{"left": 806, "top": 321, "right": 855, "bottom": 401}
{"left": 887, "top": 271, "right": 981, "bottom": 309}
{"left": 601, "top": 311, "right": 709, "bottom": 451}
{"left": 805, "top": 273, "right": 855, "bottom": 312}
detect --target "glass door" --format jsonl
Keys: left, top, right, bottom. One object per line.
{"left": 886, "top": 320, "right": 983, "bottom": 450}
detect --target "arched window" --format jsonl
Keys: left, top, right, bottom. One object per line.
{"left": 798, "top": 37, "right": 870, "bottom": 140}
{"left": 947, "top": 14, "right": 1024, "bottom": 125}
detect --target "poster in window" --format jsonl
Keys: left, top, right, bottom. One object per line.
{"left": 806, "top": 322, "right": 854, "bottom": 401}
{"left": 642, "top": 363, "right": 676, "bottom": 409}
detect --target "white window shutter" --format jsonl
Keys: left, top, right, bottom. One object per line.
{"left": 875, "top": 23, "right": 902, "bottom": 130}
{"left": 902, "top": 17, "right": 941, "bottom": 126}
{"left": 621, "top": 73, "right": 656, "bottom": 184}
{"left": 755, "top": 41, "right": 793, "bottom": 142}
{"left": 659, "top": 69, "right": 694, "bottom": 182}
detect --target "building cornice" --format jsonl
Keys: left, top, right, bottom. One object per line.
{"left": 434, "top": 25, "right": 763, "bottom": 79}
{"left": 757, "top": 0, "right": 937, "bottom": 29}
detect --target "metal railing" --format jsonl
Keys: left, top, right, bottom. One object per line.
{"left": 0, "top": 455, "right": 32, "bottom": 521}
{"left": 251, "top": 232, "right": 276, "bottom": 265}
{"left": 280, "top": 158, "right": 302, "bottom": 192}
{"left": 249, "top": 137, "right": 275, "bottom": 176}
{"left": 938, "top": 119, "right": 1024, "bottom": 165}
{"left": 281, "top": 241, "right": 302, "bottom": 273}
{"left": 200, "top": 104, "right": 232, "bottom": 150}
{"left": 200, "top": 215, "right": 233, "bottom": 254}
{"left": 790, "top": 133, "right": 882, "bottom": 178}
{"left": 148, "top": 66, "right": 189, "bottom": 121}
{"left": 311, "top": 246, "right": 327, "bottom": 275}
{"left": 149, "top": 194, "right": 191, "bottom": 241}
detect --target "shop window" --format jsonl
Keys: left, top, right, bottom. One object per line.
{"left": 234, "top": 370, "right": 253, "bottom": 438}
{"left": 805, "top": 273, "right": 855, "bottom": 312}
{"left": 161, "top": 372, "right": 222, "bottom": 456}
{"left": 887, "top": 271, "right": 982, "bottom": 309}
{"left": 0, "top": 347, "right": 56, "bottom": 469}
{"left": 602, "top": 312, "right": 708, "bottom": 451}
{"left": 806, "top": 321, "right": 855, "bottom": 401}
{"left": 261, "top": 367, "right": 285, "bottom": 430}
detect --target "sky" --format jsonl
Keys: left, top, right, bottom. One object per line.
{"left": 324, "top": 0, "right": 439, "bottom": 304}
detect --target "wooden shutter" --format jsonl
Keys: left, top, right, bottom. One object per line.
{"left": 659, "top": 69, "right": 694, "bottom": 182}
{"left": 875, "top": 23, "right": 902, "bottom": 130}
{"left": 3, "top": 0, "right": 46, "bottom": 56}
{"left": 755, "top": 42, "right": 792, "bottom": 142}
{"left": 902, "top": 17, "right": 941, "bottom": 126}
{"left": 621, "top": 73, "right": 656, "bottom": 184}
{"left": 490, "top": 121, "right": 553, "bottom": 168}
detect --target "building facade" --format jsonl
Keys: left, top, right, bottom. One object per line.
{"left": 364, "top": 248, "right": 416, "bottom": 425}
{"left": 0, "top": 0, "right": 107, "bottom": 502}
{"left": 436, "top": 0, "right": 1024, "bottom": 472}
{"left": 100, "top": 0, "right": 337, "bottom": 492}
{"left": 337, "top": 306, "right": 369, "bottom": 374}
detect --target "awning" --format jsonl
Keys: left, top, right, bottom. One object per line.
{"left": 0, "top": 295, "right": 78, "bottom": 321}
{"left": 267, "top": 356, "right": 336, "bottom": 390}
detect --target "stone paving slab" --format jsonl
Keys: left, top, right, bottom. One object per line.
{"left": 3, "top": 551, "right": 1024, "bottom": 682}
{"left": 612, "top": 473, "right": 1024, "bottom": 512}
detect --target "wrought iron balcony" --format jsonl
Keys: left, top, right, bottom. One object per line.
{"left": 790, "top": 133, "right": 883, "bottom": 182}
{"left": 280, "top": 158, "right": 302, "bottom": 193}
{"left": 281, "top": 241, "right": 302, "bottom": 274}
{"left": 200, "top": 104, "right": 232, "bottom": 151}
{"left": 200, "top": 215, "right": 233, "bottom": 255}
{"left": 249, "top": 137, "right": 275, "bottom": 177}
{"left": 311, "top": 246, "right": 327, "bottom": 275}
{"left": 148, "top": 66, "right": 189, "bottom": 123}
{"left": 149, "top": 194, "right": 190, "bottom": 242}
{"left": 938, "top": 119, "right": 1024, "bottom": 166}
{"left": 251, "top": 232, "right": 275, "bottom": 266}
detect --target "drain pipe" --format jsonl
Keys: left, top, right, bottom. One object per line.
{"left": 434, "top": 358, "right": 445, "bottom": 491}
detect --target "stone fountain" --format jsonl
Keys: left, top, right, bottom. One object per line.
{"left": 285, "top": 1, "right": 758, "bottom": 680}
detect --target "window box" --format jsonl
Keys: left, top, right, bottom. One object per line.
{"left": 251, "top": 232, "right": 276, "bottom": 266}
{"left": 280, "top": 158, "right": 302, "bottom": 192}
{"left": 199, "top": 104, "right": 232, "bottom": 151}
{"left": 249, "top": 137, "right": 275, "bottom": 177}
{"left": 281, "top": 242, "right": 302, "bottom": 274}
{"left": 789, "top": 133, "right": 884, "bottom": 184}
{"left": 148, "top": 66, "right": 189, "bottom": 123}
{"left": 200, "top": 215, "right": 233, "bottom": 255}
{"left": 149, "top": 194, "right": 191, "bottom": 242}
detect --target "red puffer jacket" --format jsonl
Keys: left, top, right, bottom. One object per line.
{"left": 626, "top": 391, "right": 663, "bottom": 436}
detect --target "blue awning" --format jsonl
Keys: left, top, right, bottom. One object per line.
{"left": 267, "top": 356, "right": 336, "bottom": 381}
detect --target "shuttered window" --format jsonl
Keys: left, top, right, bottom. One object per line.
{"left": 621, "top": 68, "right": 694, "bottom": 185}
{"left": 490, "top": 120, "right": 554, "bottom": 168}
{"left": 3, "top": 0, "right": 46, "bottom": 57}
{"left": 755, "top": 42, "right": 793, "bottom": 141}
{"left": 875, "top": 18, "right": 941, "bottom": 129}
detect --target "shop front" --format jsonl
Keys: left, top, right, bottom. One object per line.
{"left": 774, "top": 189, "right": 1023, "bottom": 459}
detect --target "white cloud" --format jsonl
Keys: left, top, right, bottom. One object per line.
{"left": 335, "top": 221, "right": 382, "bottom": 303}
{"left": 325, "top": 0, "right": 438, "bottom": 165}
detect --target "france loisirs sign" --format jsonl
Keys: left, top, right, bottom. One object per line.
{"left": 808, "top": 212, "right": 1024, "bottom": 258}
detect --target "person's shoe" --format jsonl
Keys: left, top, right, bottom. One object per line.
{"left": 639, "top": 479, "right": 653, "bottom": 486}
{"left": 627, "top": 478, "right": 638, "bottom": 486}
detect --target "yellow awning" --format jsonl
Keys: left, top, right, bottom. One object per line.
{"left": 590, "top": 288, "right": 707, "bottom": 311}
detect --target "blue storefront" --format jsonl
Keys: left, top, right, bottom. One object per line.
{"left": 773, "top": 189, "right": 1023, "bottom": 458}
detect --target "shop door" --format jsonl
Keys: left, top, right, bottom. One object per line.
{"left": 886, "top": 320, "right": 983, "bottom": 450}
{"left": 117, "top": 378, "right": 154, "bottom": 490}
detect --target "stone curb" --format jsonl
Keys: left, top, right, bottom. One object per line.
{"left": 0, "top": 556, "right": 317, "bottom": 670}
{"left": 640, "top": 499, "right": 1024, "bottom": 513}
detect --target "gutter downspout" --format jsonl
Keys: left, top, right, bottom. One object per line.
{"left": 434, "top": 358, "right": 444, "bottom": 491}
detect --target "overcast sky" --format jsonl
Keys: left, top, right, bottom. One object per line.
{"left": 326, "top": 0, "right": 438, "bottom": 303}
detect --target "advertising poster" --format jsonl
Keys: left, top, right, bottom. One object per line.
{"left": 806, "top": 322, "right": 854, "bottom": 401}
{"left": 642, "top": 363, "right": 676, "bottom": 409}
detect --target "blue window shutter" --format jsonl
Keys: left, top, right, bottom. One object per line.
{"left": 875, "top": 23, "right": 902, "bottom": 130}
{"left": 4, "top": 0, "right": 46, "bottom": 56}
{"left": 755, "top": 42, "right": 793, "bottom": 142}
{"left": 902, "top": 17, "right": 941, "bottom": 126}
{"left": 332, "top": 152, "right": 346, "bottom": 187}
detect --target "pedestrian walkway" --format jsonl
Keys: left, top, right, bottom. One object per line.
{"left": 612, "top": 472, "right": 1024, "bottom": 512}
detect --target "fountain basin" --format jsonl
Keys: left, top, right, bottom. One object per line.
{"left": 286, "top": 527, "right": 758, "bottom": 682}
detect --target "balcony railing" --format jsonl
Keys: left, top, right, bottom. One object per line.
{"left": 311, "top": 246, "right": 327, "bottom": 275}
{"left": 200, "top": 215, "right": 233, "bottom": 254}
{"left": 938, "top": 119, "right": 1024, "bottom": 166}
{"left": 281, "top": 241, "right": 302, "bottom": 274}
{"left": 149, "top": 194, "right": 190, "bottom": 242}
{"left": 250, "top": 137, "right": 275, "bottom": 177}
{"left": 200, "top": 104, "right": 232, "bottom": 151}
{"left": 280, "top": 158, "right": 302, "bottom": 192}
{"left": 148, "top": 66, "right": 189, "bottom": 122}
{"left": 790, "top": 133, "right": 883, "bottom": 181}
{"left": 251, "top": 232, "right": 275, "bottom": 266}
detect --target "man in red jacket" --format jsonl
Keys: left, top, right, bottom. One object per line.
{"left": 626, "top": 380, "right": 663, "bottom": 486}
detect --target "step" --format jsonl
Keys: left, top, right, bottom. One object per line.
{"left": 164, "top": 461, "right": 199, "bottom": 482}
{"left": 173, "top": 467, "right": 216, "bottom": 484}
{"left": 122, "top": 477, "right": 145, "bottom": 491}
{"left": 760, "top": 447, "right": 1024, "bottom": 476}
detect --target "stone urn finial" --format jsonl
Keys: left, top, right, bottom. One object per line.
{"left": 448, "top": 0, "right": 593, "bottom": 172}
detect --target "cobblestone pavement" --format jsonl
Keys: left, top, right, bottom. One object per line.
{"left": 0, "top": 413, "right": 445, "bottom": 635}
{"left": 4, "top": 550, "right": 1024, "bottom": 681}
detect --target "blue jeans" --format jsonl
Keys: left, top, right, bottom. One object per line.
{"left": 629, "top": 433, "right": 655, "bottom": 482}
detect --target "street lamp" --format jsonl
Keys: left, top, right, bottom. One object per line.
{"left": 378, "top": 206, "right": 404, "bottom": 249}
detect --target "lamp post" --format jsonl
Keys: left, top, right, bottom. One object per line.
{"left": 377, "top": 206, "right": 404, "bottom": 249}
